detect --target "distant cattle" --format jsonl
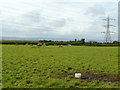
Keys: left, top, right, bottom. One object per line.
{"left": 25, "top": 43, "right": 28, "bottom": 45}
{"left": 59, "top": 45, "right": 63, "bottom": 47}
{"left": 37, "top": 43, "right": 42, "bottom": 46}
{"left": 33, "top": 45, "right": 37, "bottom": 46}
{"left": 67, "top": 44, "right": 71, "bottom": 46}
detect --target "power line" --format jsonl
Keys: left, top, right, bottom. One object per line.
{"left": 101, "top": 16, "right": 116, "bottom": 43}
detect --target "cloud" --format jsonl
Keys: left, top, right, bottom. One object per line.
{"left": 1, "top": 1, "right": 118, "bottom": 41}
{"left": 48, "top": 19, "right": 66, "bottom": 27}
{"left": 86, "top": 4, "right": 106, "bottom": 17}
{"left": 20, "top": 10, "right": 41, "bottom": 25}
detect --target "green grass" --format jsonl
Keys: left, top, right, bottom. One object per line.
{"left": 2, "top": 45, "right": 119, "bottom": 88}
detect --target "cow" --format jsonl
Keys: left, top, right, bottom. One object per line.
{"left": 59, "top": 45, "right": 63, "bottom": 47}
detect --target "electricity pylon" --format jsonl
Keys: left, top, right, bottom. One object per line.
{"left": 101, "top": 16, "right": 115, "bottom": 43}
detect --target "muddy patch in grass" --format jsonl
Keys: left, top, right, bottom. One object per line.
{"left": 58, "top": 71, "right": 120, "bottom": 84}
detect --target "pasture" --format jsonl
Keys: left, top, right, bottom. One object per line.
{"left": 2, "top": 45, "right": 119, "bottom": 88}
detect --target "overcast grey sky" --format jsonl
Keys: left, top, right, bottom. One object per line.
{"left": 0, "top": 0, "right": 118, "bottom": 41}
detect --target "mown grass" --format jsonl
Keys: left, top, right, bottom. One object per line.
{"left": 2, "top": 45, "right": 119, "bottom": 88}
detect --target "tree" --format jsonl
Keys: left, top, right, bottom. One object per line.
{"left": 75, "top": 39, "right": 77, "bottom": 42}
{"left": 113, "top": 41, "right": 119, "bottom": 44}
{"left": 81, "top": 38, "right": 85, "bottom": 44}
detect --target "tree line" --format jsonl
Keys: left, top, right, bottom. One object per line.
{"left": 0, "top": 39, "right": 119, "bottom": 46}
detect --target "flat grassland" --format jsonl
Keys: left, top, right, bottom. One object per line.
{"left": 2, "top": 45, "right": 119, "bottom": 88}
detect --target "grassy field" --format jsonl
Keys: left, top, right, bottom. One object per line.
{"left": 2, "top": 45, "right": 119, "bottom": 88}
